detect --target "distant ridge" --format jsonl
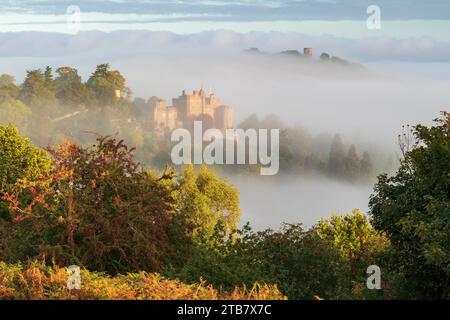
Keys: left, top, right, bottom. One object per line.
{"left": 243, "top": 47, "right": 365, "bottom": 69}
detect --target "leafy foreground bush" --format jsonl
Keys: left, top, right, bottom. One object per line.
{"left": 175, "top": 219, "right": 389, "bottom": 300}
{"left": 0, "top": 261, "right": 285, "bottom": 300}
{"left": 0, "top": 132, "right": 240, "bottom": 275}
{"left": 370, "top": 112, "right": 450, "bottom": 299}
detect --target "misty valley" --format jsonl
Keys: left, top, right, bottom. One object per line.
{"left": 0, "top": 61, "right": 397, "bottom": 230}
{"left": 0, "top": 25, "right": 448, "bottom": 302}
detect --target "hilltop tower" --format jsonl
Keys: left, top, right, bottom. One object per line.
{"left": 303, "top": 47, "right": 313, "bottom": 57}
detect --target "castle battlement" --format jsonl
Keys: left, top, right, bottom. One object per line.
{"left": 147, "top": 89, "right": 233, "bottom": 133}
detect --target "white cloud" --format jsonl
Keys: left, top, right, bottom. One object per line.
{"left": 1, "top": 30, "right": 450, "bottom": 62}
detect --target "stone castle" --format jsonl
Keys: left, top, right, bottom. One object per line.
{"left": 146, "top": 89, "right": 233, "bottom": 133}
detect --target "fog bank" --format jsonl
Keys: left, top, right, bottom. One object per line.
{"left": 231, "top": 175, "right": 373, "bottom": 230}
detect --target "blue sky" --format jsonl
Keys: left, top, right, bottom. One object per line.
{"left": 0, "top": 0, "right": 449, "bottom": 41}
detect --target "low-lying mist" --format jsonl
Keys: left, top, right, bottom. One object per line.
{"left": 1, "top": 30, "right": 448, "bottom": 228}
{"left": 231, "top": 174, "right": 373, "bottom": 230}
{"left": 1, "top": 32, "right": 448, "bottom": 150}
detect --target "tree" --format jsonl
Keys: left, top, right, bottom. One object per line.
{"left": 280, "top": 50, "right": 302, "bottom": 58}
{"left": 1, "top": 136, "right": 177, "bottom": 274}
{"left": 329, "top": 134, "right": 346, "bottom": 177}
{"left": 260, "top": 114, "right": 284, "bottom": 130}
{"left": 315, "top": 210, "right": 390, "bottom": 298}
{"left": 0, "top": 124, "right": 50, "bottom": 229}
{"left": 19, "top": 69, "right": 46, "bottom": 105}
{"left": 176, "top": 223, "right": 352, "bottom": 300}
{"left": 0, "top": 124, "right": 50, "bottom": 185}
{"left": 331, "top": 56, "right": 350, "bottom": 65}
{"left": 238, "top": 114, "right": 260, "bottom": 130}
{"left": 360, "top": 151, "right": 374, "bottom": 178}
{"left": 320, "top": 52, "right": 330, "bottom": 61}
{"left": 0, "top": 74, "right": 19, "bottom": 102}
{"left": 251, "top": 224, "right": 351, "bottom": 299}
{"left": 19, "top": 69, "right": 58, "bottom": 116}
{"left": 174, "top": 165, "right": 240, "bottom": 240}
{"left": 344, "top": 144, "right": 361, "bottom": 181}
{"left": 86, "top": 64, "right": 129, "bottom": 106}
{"left": 54, "top": 67, "right": 91, "bottom": 108}
{"left": 44, "top": 66, "right": 54, "bottom": 88}
{"left": 279, "top": 125, "right": 313, "bottom": 171}
{"left": 0, "top": 99, "right": 32, "bottom": 131}
{"left": 316, "top": 209, "right": 389, "bottom": 272}
{"left": 369, "top": 112, "right": 450, "bottom": 299}
{"left": 174, "top": 222, "right": 265, "bottom": 290}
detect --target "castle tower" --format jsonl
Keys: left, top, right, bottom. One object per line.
{"left": 303, "top": 47, "right": 313, "bottom": 57}
{"left": 114, "top": 89, "right": 121, "bottom": 101}
{"left": 148, "top": 96, "right": 178, "bottom": 131}
{"left": 214, "top": 105, "right": 234, "bottom": 131}
{"left": 149, "top": 89, "right": 233, "bottom": 134}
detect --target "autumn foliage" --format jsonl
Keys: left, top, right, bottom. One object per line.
{"left": 1, "top": 135, "right": 179, "bottom": 274}
{"left": 0, "top": 261, "right": 285, "bottom": 300}
{"left": 1, "top": 112, "right": 448, "bottom": 300}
